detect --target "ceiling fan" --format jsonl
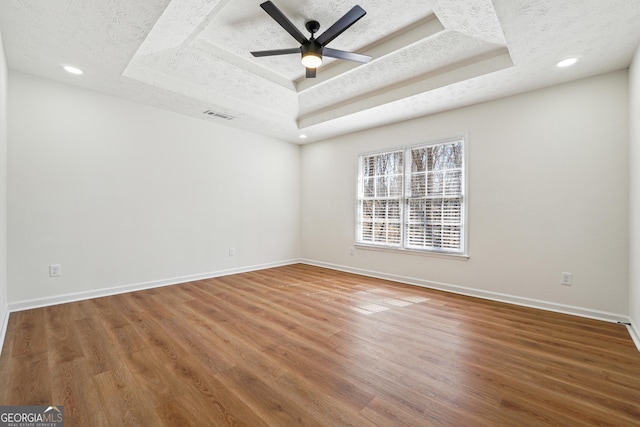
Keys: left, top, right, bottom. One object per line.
{"left": 250, "top": 1, "right": 372, "bottom": 78}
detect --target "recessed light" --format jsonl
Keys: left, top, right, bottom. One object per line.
{"left": 62, "top": 65, "right": 83, "bottom": 75}
{"left": 299, "top": 134, "right": 308, "bottom": 139}
{"left": 556, "top": 58, "right": 578, "bottom": 68}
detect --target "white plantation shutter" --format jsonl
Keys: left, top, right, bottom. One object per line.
{"left": 357, "top": 150, "right": 403, "bottom": 246}
{"left": 405, "top": 141, "right": 464, "bottom": 252}
{"left": 357, "top": 139, "right": 465, "bottom": 254}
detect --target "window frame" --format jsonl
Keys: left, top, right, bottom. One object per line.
{"left": 355, "top": 136, "right": 469, "bottom": 259}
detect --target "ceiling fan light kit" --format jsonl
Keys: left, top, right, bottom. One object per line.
{"left": 301, "top": 39, "right": 322, "bottom": 68}
{"left": 250, "top": 1, "right": 371, "bottom": 78}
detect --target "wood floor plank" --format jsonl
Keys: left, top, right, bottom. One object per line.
{"left": 44, "top": 305, "right": 85, "bottom": 366}
{"left": 3, "top": 352, "right": 52, "bottom": 405}
{"left": 123, "top": 307, "right": 190, "bottom": 364}
{"left": 92, "top": 363, "right": 165, "bottom": 426}
{"left": 155, "top": 385, "right": 269, "bottom": 427}
{"left": 10, "top": 309, "right": 47, "bottom": 357}
{"left": 215, "top": 364, "right": 325, "bottom": 427}
{"left": 128, "top": 290, "right": 180, "bottom": 320}
{"left": 51, "top": 359, "right": 111, "bottom": 427}
{"left": 361, "top": 395, "right": 477, "bottom": 427}
{"left": 89, "top": 296, "right": 130, "bottom": 329}
{"left": 165, "top": 353, "right": 271, "bottom": 427}
{"left": 158, "top": 316, "right": 236, "bottom": 375}
{"left": 122, "top": 347, "right": 186, "bottom": 407}
{"left": 107, "top": 323, "right": 149, "bottom": 356}
{"left": 1, "top": 264, "right": 639, "bottom": 426}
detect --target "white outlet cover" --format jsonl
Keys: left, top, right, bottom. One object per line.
{"left": 49, "top": 264, "right": 61, "bottom": 277}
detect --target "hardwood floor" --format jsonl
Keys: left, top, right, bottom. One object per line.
{"left": 1, "top": 264, "right": 639, "bottom": 426}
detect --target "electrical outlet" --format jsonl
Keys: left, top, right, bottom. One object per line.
{"left": 49, "top": 264, "right": 61, "bottom": 277}
{"left": 228, "top": 247, "right": 236, "bottom": 257}
{"left": 561, "top": 272, "right": 572, "bottom": 286}
{"left": 349, "top": 247, "right": 355, "bottom": 256}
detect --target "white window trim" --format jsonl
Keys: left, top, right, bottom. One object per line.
{"left": 355, "top": 136, "right": 469, "bottom": 259}
{"left": 354, "top": 243, "right": 470, "bottom": 260}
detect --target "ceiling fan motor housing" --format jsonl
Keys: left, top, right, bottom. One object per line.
{"left": 302, "top": 40, "right": 322, "bottom": 58}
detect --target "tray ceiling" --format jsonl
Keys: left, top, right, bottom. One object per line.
{"left": 1, "top": 0, "right": 639, "bottom": 143}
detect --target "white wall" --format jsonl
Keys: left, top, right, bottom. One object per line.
{"left": 0, "top": 31, "right": 8, "bottom": 337}
{"left": 301, "top": 71, "right": 629, "bottom": 318}
{"left": 630, "top": 43, "right": 640, "bottom": 338}
{"left": 7, "top": 72, "right": 301, "bottom": 305}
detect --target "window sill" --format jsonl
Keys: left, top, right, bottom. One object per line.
{"left": 354, "top": 244, "right": 469, "bottom": 261}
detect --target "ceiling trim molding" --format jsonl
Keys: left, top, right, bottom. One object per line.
{"left": 298, "top": 46, "right": 514, "bottom": 129}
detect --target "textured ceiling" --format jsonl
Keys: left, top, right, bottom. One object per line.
{"left": 1, "top": 0, "right": 639, "bottom": 143}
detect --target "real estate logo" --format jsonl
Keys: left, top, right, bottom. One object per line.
{"left": 0, "top": 406, "right": 64, "bottom": 427}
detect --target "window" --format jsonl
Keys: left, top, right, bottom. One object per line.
{"left": 357, "top": 138, "right": 466, "bottom": 255}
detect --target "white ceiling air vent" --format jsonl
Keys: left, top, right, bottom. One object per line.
{"left": 203, "top": 110, "right": 236, "bottom": 120}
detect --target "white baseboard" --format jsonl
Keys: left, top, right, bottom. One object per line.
{"left": 7, "top": 259, "right": 300, "bottom": 313}
{"left": 301, "top": 259, "right": 630, "bottom": 325}
{"left": 628, "top": 322, "right": 640, "bottom": 351}
{"left": 0, "top": 305, "right": 9, "bottom": 357}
